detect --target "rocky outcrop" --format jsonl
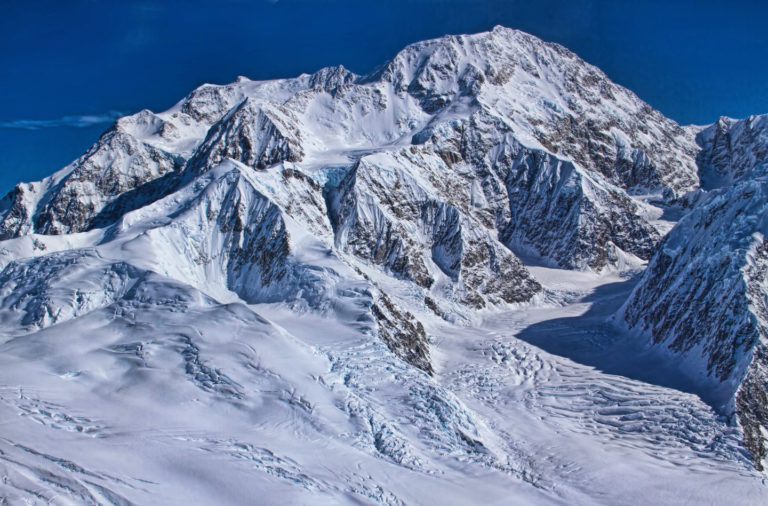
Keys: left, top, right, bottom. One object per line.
{"left": 371, "top": 292, "right": 433, "bottom": 374}
{"left": 500, "top": 144, "right": 660, "bottom": 269}
{"left": 327, "top": 152, "right": 541, "bottom": 308}
{"left": 416, "top": 111, "right": 661, "bottom": 269}
{"left": 0, "top": 126, "right": 181, "bottom": 238}
{"left": 0, "top": 184, "right": 34, "bottom": 239}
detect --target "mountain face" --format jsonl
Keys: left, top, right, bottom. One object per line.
{"left": 0, "top": 26, "right": 767, "bottom": 503}
{"left": 696, "top": 114, "right": 768, "bottom": 190}
{"left": 619, "top": 116, "right": 768, "bottom": 470}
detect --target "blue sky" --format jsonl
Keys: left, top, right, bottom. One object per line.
{"left": 1, "top": 0, "right": 767, "bottom": 194}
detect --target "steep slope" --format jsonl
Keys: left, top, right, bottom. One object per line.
{"left": 0, "top": 123, "right": 181, "bottom": 238}
{"left": 696, "top": 113, "right": 768, "bottom": 189}
{"left": 327, "top": 150, "right": 541, "bottom": 308}
{"left": 619, "top": 177, "right": 768, "bottom": 469}
{"left": 418, "top": 111, "right": 661, "bottom": 269}
{"left": 373, "top": 26, "right": 700, "bottom": 194}
{"left": 188, "top": 98, "right": 305, "bottom": 171}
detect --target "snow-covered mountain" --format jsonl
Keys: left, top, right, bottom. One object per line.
{"left": 619, "top": 114, "right": 768, "bottom": 471}
{"left": 0, "top": 26, "right": 766, "bottom": 503}
{"left": 0, "top": 26, "right": 701, "bottom": 268}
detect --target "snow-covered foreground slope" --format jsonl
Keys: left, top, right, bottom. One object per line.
{"left": 0, "top": 25, "right": 767, "bottom": 503}
{"left": 0, "top": 261, "right": 764, "bottom": 504}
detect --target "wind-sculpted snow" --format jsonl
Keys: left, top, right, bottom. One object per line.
{"left": 620, "top": 178, "right": 768, "bottom": 469}
{"left": 0, "top": 26, "right": 766, "bottom": 503}
{"left": 0, "top": 251, "right": 145, "bottom": 334}
{"left": 0, "top": 253, "right": 551, "bottom": 503}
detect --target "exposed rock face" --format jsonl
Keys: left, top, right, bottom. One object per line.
{"left": 620, "top": 178, "right": 768, "bottom": 469}
{"left": 500, "top": 145, "right": 660, "bottom": 269}
{"left": 329, "top": 158, "right": 436, "bottom": 289}
{"left": 696, "top": 114, "right": 768, "bottom": 189}
{"left": 327, "top": 151, "right": 540, "bottom": 307}
{"left": 738, "top": 346, "right": 768, "bottom": 471}
{"left": 120, "top": 163, "right": 317, "bottom": 306}
{"left": 371, "top": 292, "right": 433, "bottom": 375}
{"left": 413, "top": 111, "right": 660, "bottom": 269}
{"left": 0, "top": 184, "right": 33, "bottom": 239}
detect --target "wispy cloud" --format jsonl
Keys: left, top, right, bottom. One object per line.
{"left": 0, "top": 111, "right": 124, "bottom": 130}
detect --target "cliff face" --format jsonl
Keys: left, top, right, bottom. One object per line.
{"left": 696, "top": 114, "right": 768, "bottom": 190}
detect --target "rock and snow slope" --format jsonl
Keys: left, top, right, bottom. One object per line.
{"left": 0, "top": 26, "right": 766, "bottom": 503}
{"left": 619, "top": 167, "right": 768, "bottom": 471}
{"left": 695, "top": 113, "right": 768, "bottom": 189}
{"left": 618, "top": 113, "right": 768, "bottom": 470}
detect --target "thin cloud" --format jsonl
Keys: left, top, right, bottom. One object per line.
{"left": 0, "top": 111, "right": 124, "bottom": 130}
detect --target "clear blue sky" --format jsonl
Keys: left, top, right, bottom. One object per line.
{"left": 1, "top": 0, "right": 767, "bottom": 195}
